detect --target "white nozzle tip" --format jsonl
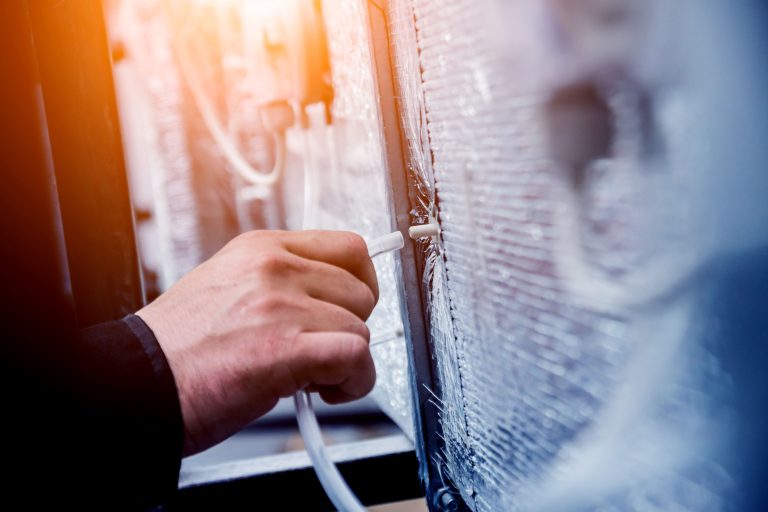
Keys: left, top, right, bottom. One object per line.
{"left": 408, "top": 223, "right": 440, "bottom": 240}
{"left": 366, "top": 231, "right": 405, "bottom": 258}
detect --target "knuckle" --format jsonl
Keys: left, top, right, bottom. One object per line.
{"left": 334, "top": 309, "right": 370, "bottom": 340}
{"left": 370, "top": 274, "right": 380, "bottom": 303}
{"left": 339, "top": 231, "right": 368, "bottom": 262}
{"left": 360, "top": 321, "right": 371, "bottom": 341}
{"left": 226, "top": 230, "right": 268, "bottom": 256}
{"left": 347, "top": 318, "right": 370, "bottom": 342}
{"left": 239, "top": 229, "right": 285, "bottom": 249}
{"left": 239, "top": 229, "right": 267, "bottom": 245}
{"left": 344, "top": 334, "right": 371, "bottom": 364}
{"left": 357, "top": 283, "right": 377, "bottom": 318}
{"left": 254, "top": 291, "right": 288, "bottom": 315}
{"left": 254, "top": 251, "right": 291, "bottom": 275}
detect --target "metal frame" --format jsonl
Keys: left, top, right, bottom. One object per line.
{"left": 173, "top": 435, "right": 421, "bottom": 510}
{"left": 365, "top": 0, "right": 439, "bottom": 484}
{"left": 365, "top": 1, "right": 470, "bottom": 510}
{"left": 0, "top": 2, "right": 75, "bottom": 329}
{"left": 27, "top": 0, "right": 144, "bottom": 326}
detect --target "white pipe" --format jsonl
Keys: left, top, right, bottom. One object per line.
{"left": 293, "top": 392, "right": 364, "bottom": 512}
{"left": 167, "top": 3, "right": 287, "bottom": 187}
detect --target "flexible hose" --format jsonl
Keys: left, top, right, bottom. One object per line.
{"left": 294, "top": 231, "right": 404, "bottom": 512}
{"left": 294, "top": 392, "right": 364, "bottom": 512}
{"left": 166, "top": 1, "right": 287, "bottom": 187}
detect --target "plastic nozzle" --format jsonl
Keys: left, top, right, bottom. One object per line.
{"left": 367, "top": 231, "right": 405, "bottom": 258}
{"left": 408, "top": 223, "right": 440, "bottom": 240}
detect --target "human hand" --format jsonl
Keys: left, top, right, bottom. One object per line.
{"left": 136, "top": 230, "right": 379, "bottom": 456}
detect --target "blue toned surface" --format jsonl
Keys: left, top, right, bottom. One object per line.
{"left": 387, "top": 0, "right": 768, "bottom": 510}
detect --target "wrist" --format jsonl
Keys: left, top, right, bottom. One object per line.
{"left": 135, "top": 304, "right": 198, "bottom": 455}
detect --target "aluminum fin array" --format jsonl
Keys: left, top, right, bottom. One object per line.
{"left": 386, "top": 0, "right": 768, "bottom": 510}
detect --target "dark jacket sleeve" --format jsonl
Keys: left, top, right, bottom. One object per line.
{"left": 76, "top": 315, "right": 184, "bottom": 508}
{"left": 1, "top": 314, "right": 184, "bottom": 510}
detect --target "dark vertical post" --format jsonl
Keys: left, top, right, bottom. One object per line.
{"left": 0, "top": 1, "right": 75, "bottom": 331}
{"left": 27, "top": 0, "right": 144, "bottom": 326}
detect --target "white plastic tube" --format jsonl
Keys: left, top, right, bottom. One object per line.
{"left": 294, "top": 231, "right": 404, "bottom": 512}
{"left": 293, "top": 392, "right": 364, "bottom": 512}
{"left": 408, "top": 223, "right": 439, "bottom": 240}
{"left": 367, "top": 231, "right": 406, "bottom": 258}
{"left": 167, "top": 2, "right": 287, "bottom": 188}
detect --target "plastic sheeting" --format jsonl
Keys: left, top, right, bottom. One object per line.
{"left": 110, "top": 0, "right": 241, "bottom": 290}
{"left": 288, "top": 0, "right": 415, "bottom": 437}
{"left": 387, "top": 0, "right": 768, "bottom": 510}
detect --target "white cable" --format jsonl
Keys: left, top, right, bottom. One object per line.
{"left": 167, "top": 4, "right": 286, "bottom": 187}
{"left": 300, "top": 128, "right": 317, "bottom": 230}
{"left": 293, "top": 392, "right": 363, "bottom": 512}
{"left": 294, "top": 231, "right": 404, "bottom": 512}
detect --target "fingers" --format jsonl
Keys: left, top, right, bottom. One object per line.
{"left": 230, "top": 229, "right": 380, "bottom": 405}
{"left": 300, "top": 259, "right": 378, "bottom": 321}
{"left": 276, "top": 230, "right": 379, "bottom": 303}
{"left": 301, "top": 297, "right": 371, "bottom": 340}
{"left": 290, "top": 331, "right": 376, "bottom": 402}
{"left": 315, "top": 385, "right": 365, "bottom": 405}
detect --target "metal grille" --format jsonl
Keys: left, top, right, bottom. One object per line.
{"left": 385, "top": 0, "right": 768, "bottom": 509}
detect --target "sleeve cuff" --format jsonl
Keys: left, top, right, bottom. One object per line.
{"left": 120, "top": 313, "right": 185, "bottom": 503}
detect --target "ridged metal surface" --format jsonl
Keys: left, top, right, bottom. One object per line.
{"left": 387, "top": 0, "right": 768, "bottom": 510}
